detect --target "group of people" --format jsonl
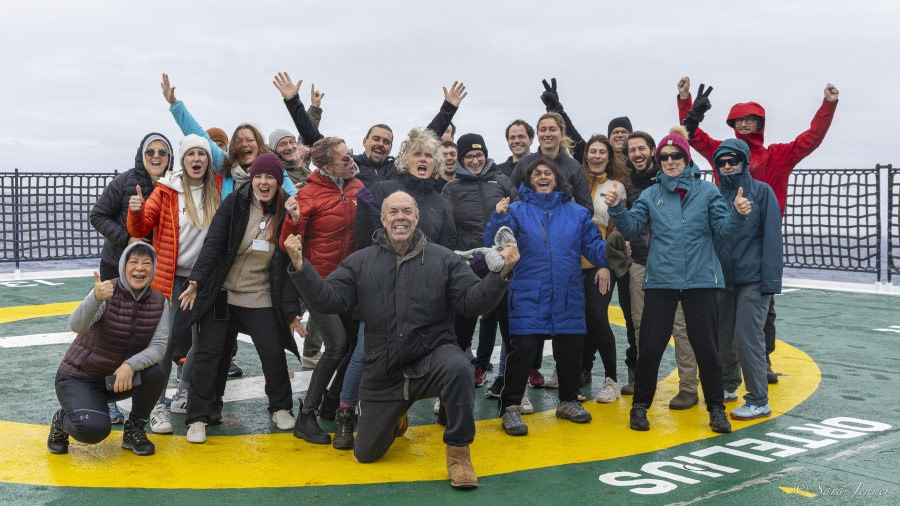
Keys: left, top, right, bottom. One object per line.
{"left": 48, "top": 72, "right": 838, "bottom": 489}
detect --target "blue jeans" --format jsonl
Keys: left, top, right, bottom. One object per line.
{"left": 718, "top": 283, "right": 771, "bottom": 405}
{"left": 340, "top": 322, "right": 366, "bottom": 406}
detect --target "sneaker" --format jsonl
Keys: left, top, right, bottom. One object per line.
{"left": 186, "top": 421, "right": 207, "bottom": 443}
{"left": 668, "top": 390, "right": 699, "bottom": 410}
{"left": 556, "top": 400, "right": 592, "bottom": 423}
{"left": 433, "top": 398, "right": 441, "bottom": 415}
{"left": 528, "top": 369, "right": 545, "bottom": 388}
{"left": 47, "top": 409, "right": 69, "bottom": 454}
{"left": 149, "top": 403, "right": 173, "bottom": 434}
{"left": 227, "top": 360, "right": 243, "bottom": 377}
{"left": 580, "top": 370, "right": 592, "bottom": 386}
{"left": 724, "top": 390, "right": 739, "bottom": 403}
{"left": 620, "top": 368, "right": 636, "bottom": 396}
{"left": 485, "top": 376, "right": 504, "bottom": 398}
{"left": 121, "top": 419, "right": 155, "bottom": 456}
{"left": 729, "top": 403, "right": 772, "bottom": 421}
{"left": 170, "top": 387, "right": 188, "bottom": 414}
{"left": 474, "top": 368, "right": 486, "bottom": 387}
{"left": 108, "top": 402, "right": 124, "bottom": 424}
{"left": 709, "top": 406, "right": 733, "bottom": 433}
{"left": 594, "top": 377, "right": 620, "bottom": 404}
{"left": 485, "top": 362, "right": 494, "bottom": 372}
{"left": 629, "top": 404, "right": 650, "bottom": 431}
{"left": 501, "top": 406, "right": 528, "bottom": 436}
{"left": 520, "top": 393, "right": 534, "bottom": 414}
{"left": 543, "top": 369, "right": 559, "bottom": 388}
{"left": 301, "top": 351, "right": 322, "bottom": 369}
{"left": 767, "top": 364, "right": 779, "bottom": 384}
{"left": 176, "top": 358, "right": 184, "bottom": 381}
{"left": 272, "top": 409, "right": 295, "bottom": 430}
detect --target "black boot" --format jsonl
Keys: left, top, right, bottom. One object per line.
{"left": 47, "top": 409, "right": 69, "bottom": 454}
{"left": 293, "top": 400, "right": 331, "bottom": 444}
{"left": 332, "top": 407, "right": 356, "bottom": 450}
{"left": 122, "top": 419, "right": 155, "bottom": 456}
{"left": 318, "top": 390, "right": 339, "bottom": 421}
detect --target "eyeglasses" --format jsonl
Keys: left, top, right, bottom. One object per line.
{"left": 657, "top": 152, "right": 685, "bottom": 162}
{"left": 334, "top": 149, "right": 355, "bottom": 168}
{"left": 610, "top": 128, "right": 630, "bottom": 136}
{"left": 734, "top": 117, "right": 758, "bottom": 125}
{"left": 145, "top": 149, "right": 169, "bottom": 158}
{"left": 463, "top": 152, "right": 485, "bottom": 161}
{"left": 715, "top": 156, "right": 742, "bottom": 168}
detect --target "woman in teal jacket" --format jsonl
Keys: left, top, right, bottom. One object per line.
{"left": 484, "top": 156, "right": 608, "bottom": 437}
{"left": 606, "top": 127, "right": 751, "bottom": 435}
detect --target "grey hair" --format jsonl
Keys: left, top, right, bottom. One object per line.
{"left": 380, "top": 190, "right": 420, "bottom": 215}
{"left": 394, "top": 128, "right": 441, "bottom": 178}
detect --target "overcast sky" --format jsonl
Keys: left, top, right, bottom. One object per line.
{"left": 2, "top": 0, "right": 898, "bottom": 174}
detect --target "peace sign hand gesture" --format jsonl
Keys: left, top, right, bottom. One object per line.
{"left": 541, "top": 77, "right": 562, "bottom": 112}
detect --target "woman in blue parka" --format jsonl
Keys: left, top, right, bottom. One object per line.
{"left": 606, "top": 127, "right": 752, "bottom": 435}
{"left": 484, "top": 156, "right": 608, "bottom": 437}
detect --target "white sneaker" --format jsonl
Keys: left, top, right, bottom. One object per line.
{"left": 594, "top": 377, "right": 621, "bottom": 403}
{"left": 520, "top": 393, "right": 534, "bottom": 414}
{"left": 170, "top": 387, "right": 188, "bottom": 414}
{"left": 433, "top": 398, "right": 441, "bottom": 415}
{"left": 149, "top": 403, "right": 173, "bottom": 434}
{"left": 544, "top": 369, "right": 559, "bottom": 388}
{"left": 724, "top": 390, "right": 739, "bottom": 403}
{"left": 186, "top": 422, "right": 207, "bottom": 443}
{"left": 271, "top": 409, "right": 295, "bottom": 430}
{"left": 301, "top": 351, "right": 322, "bottom": 368}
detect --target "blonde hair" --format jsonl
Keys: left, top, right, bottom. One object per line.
{"left": 395, "top": 128, "right": 441, "bottom": 178}
{"left": 180, "top": 156, "right": 220, "bottom": 229}
{"left": 537, "top": 112, "right": 575, "bottom": 154}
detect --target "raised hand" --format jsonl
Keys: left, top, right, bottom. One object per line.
{"left": 178, "top": 280, "right": 198, "bottom": 310}
{"left": 290, "top": 316, "right": 308, "bottom": 338}
{"left": 824, "top": 83, "right": 839, "bottom": 102}
{"left": 93, "top": 271, "right": 115, "bottom": 301}
{"left": 734, "top": 187, "right": 752, "bottom": 215}
{"left": 310, "top": 83, "right": 325, "bottom": 107}
{"left": 604, "top": 181, "right": 623, "bottom": 207}
{"left": 284, "top": 234, "right": 304, "bottom": 270}
{"left": 498, "top": 243, "right": 520, "bottom": 278}
{"left": 161, "top": 73, "right": 177, "bottom": 105}
{"left": 495, "top": 197, "right": 510, "bottom": 214}
{"left": 689, "top": 83, "right": 713, "bottom": 116}
{"left": 284, "top": 195, "right": 300, "bottom": 222}
{"left": 129, "top": 184, "right": 144, "bottom": 212}
{"left": 677, "top": 76, "right": 691, "bottom": 99}
{"left": 541, "top": 77, "right": 562, "bottom": 112}
{"left": 273, "top": 71, "right": 302, "bottom": 101}
{"left": 443, "top": 81, "right": 468, "bottom": 107}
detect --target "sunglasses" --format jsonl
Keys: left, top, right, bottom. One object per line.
{"left": 145, "top": 149, "right": 169, "bottom": 158}
{"left": 657, "top": 152, "right": 685, "bottom": 162}
{"left": 716, "top": 156, "right": 742, "bottom": 168}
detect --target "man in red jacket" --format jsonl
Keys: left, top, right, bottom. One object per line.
{"left": 676, "top": 77, "right": 839, "bottom": 382}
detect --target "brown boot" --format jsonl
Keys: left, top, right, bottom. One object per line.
{"left": 446, "top": 444, "right": 478, "bottom": 488}
{"left": 394, "top": 412, "right": 409, "bottom": 438}
{"left": 668, "top": 390, "right": 699, "bottom": 410}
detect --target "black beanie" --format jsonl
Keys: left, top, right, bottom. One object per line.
{"left": 456, "top": 133, "right": 488, "bottom": 160}
{"left": 607, "top": 116, "right": 633, "bottom": 136}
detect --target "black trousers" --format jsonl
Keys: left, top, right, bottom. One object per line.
{"left": 500, "top": 334, "right": 584, "bottom": 413}
{"left": 54, "top": 364, "right": 166, "bottom": 444}
{"left": 618, "top": 273, "right": 638, "bottom": 371}
{"left": 187, "top": 303, "right": 292, "bottom": 424}
{"left": 581, "top": 267, "right": 618, "bottom": 381}
{"left": 495, "top": 293, "right": 546, "bottom": 371}
{"left": 632, "top": 289, "right": 724, "bottom": 411}
{"left": 764, "top": 297, "right": 777, "bottom": 357}
{"left": 98, "top": 259, "right": 118, "bottom": 282}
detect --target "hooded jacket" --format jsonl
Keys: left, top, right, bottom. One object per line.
{"left": 91, "top": 133, "right": 173, "bottom": 267}
{"left": 58, "top": 242, "right": 168, "bottom": 379}
{"left": 440, "top": 160, "right": 518, "bottom": 251}
{"left": 510, "top": 149, "right": 593, "bottom": 212}
{"left": 608, "top": 163, "right": 747, "bottom": 290}
{"left": 288, "top": 228, "right": 510, "bottom": 401}
{"left": 678, "top": 95, "right": 838, "bottom": 215}
{"left": 712, "top": 139, "right": 783, "bottom": 294}
{"left": 484, "top": 186, "right": 608, "bottom": 336}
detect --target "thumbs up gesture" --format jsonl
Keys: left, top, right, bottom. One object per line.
{"left": 734, "top": 187, "right": 752, "bottom": 215}
{"left": 93, "top": 271, "right": 114, "bottom": 301}
{"left": 129, "top": 185, "right": 145, "bottom": 212}
{"left": 604, "top": 181, "right": 623, "bottom": 207}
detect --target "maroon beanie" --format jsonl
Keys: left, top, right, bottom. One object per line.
{"left": 248, "top": 152, "right": 284, "bottom": 187}
{"left": 655, "top": 132, "right": 692, "bottom": 165}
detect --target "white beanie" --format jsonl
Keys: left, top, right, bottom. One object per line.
{"left": 179, "top": 134, "right": 212, "bottom": 166}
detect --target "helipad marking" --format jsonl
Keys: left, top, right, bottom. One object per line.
{"left": 0, "top": 302, "right": 79, "bottom": 324}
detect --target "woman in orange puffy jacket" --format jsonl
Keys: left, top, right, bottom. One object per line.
{"left": 127, "top": 134, "right": 220, "bottom": 433}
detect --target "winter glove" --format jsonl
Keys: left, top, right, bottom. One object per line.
{"left": 454, "top": 226, "right": 517, "bottom": 275}
{"left": 683, "top": 83, "right": 713, "bottom": 139}
{"left": 541, "top": 78, "right": 564, "bottom": 113}
{"left": 356, "top": 187, "right": 373, "bottom": 207}
{"left": 467, "top": 251, "right": 489, "bottom": 277}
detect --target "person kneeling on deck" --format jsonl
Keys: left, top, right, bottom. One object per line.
{"left": 48, "top": 242, "right": 168, "bottom": 456}
{"left": 285, "top": 191, "right": 518, "bottom": 489}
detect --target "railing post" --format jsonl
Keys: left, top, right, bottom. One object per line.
{"left": 878, "top": 163, "right": 893, "bottom": 285}
{"left": 13, "top": 168, "right": 21, "bottom": 273}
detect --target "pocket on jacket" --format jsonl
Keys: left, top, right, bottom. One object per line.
{"left": 509, "top": 279, "right": 540, "bottom": 313}
{"left": 566, "top": 274, "right": 585, "bottom": 310}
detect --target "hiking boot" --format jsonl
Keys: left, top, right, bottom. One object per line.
{"left": 724, "top": 390, "right": 739, "bottom": 403}
{"left": 301, "top": 351, "right": 322, "bottom": 369}
{"left": 520, "top": 392, "right": 534, "bottom": 414}
{"left": 668, "top": 390, "right": 699, "bottom": 410}
{"left": 446, "top": 444, "right": 478, "bottom": 489}
{"left": 395, "top": 412, "right": 409, "bottom": 437}
{"left": 121, "top": 419, "right": 155, "bottom": 456}
{"left": 729, "top": 403, "right": 772, "bottom": 421}
{"left": 474, "top": 367, "right": 486, "bottom": 387}
{"left": 767, "top": 364, "right": 779, "bottom": 384}
{"left": 293, "top": 402, "right": 331, "bottom": 444}
{"left": 149, "top": 403, "right": 173, "bottom": 434}
{"left": 501, "top": 406, "right": 528, "bottom": 436}
{"left": 332, "top": 407, "right": 356, "bottom": 450}
{"left": 709, "top": 406, "right": 733, "bottom": 433}
{"left": 318, "top": 392, "right": 339, "bottom": 421}
{"left": 108, "top": 402, "right": 124, "bottom": 424}
{"left": 186, "top": 422, "right": 207, "bottom": 443}
{"left": 620, "top": 368, "right": 636, "bottom": 395}
{"left": 485, "top": 376, "right": 504, "bottom": 398}
{"left": 170, "top": 387, "right": 188, "bottom": 414}
{"left": 543, "top": 369, "right": 559, "bottom": 388}
{"left": 528, "top": 369, "right": 545, "bottom": 388}
{"left": 271, "top": 409, "right": 295, "bottom": 430}
{"left": 629, "top": 404, "right": 650, "bottom": 431}
{"left": 437, "top": 399, "right": 448, "bottom": 426}
{"left": 47, "top": 409, "right": 69, "bottom": 454}
{"left": 556, "top": 400, "right": 592, "bottom": 423}
{"left": 594, "top": 377, "right": 621, "bottom": 403}
{"left": 580, "top": 370, "right": 592, "bottom": 386}
{"left": 227, "top": 360, "right": 243, "bottom": 377}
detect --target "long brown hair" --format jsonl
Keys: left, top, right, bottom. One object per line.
{"left": 263, "top": 187, "right": 287, "bottom": 243}
{"left": 222, "top": 124, "right": 269, "bottom": 178}
{"left": 582, "top": 134, "right": 630, "bottom": 188}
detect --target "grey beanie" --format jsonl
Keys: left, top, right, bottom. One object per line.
{"left": 268, "top": 129, "right": 295, "bottom": 151}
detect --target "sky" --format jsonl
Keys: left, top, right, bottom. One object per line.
{"left": 2, "top": 0, "right": 898, "bottom": 174}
